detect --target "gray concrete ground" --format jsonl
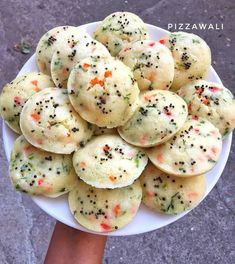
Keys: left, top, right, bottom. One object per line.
{"left": 0, "top": 0, "right": 234, "bottom": 263}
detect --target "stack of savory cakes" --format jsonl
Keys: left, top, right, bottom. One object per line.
{"left": 1, "top": 11, "right": 234, "bottom": 233}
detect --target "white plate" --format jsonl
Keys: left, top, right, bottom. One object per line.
{"left": 2, "top": 22, "right": 232, "bottom": 236}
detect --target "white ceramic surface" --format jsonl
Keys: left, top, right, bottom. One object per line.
{"left": 2, "top": 22, "right": 232, "bottom": 236}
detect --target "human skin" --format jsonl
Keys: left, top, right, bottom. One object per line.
{"left": 44, "top": 222, "right": 107, "bottom": 264}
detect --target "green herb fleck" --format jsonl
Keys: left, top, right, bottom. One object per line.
{"left": 28, "top": 154, "right": 34, "bottom": 160}
{"left": 15, "top": 184, "right": 21, "bottom": 190}
{"left": 224, "top": 127, "right": 229, "bottom": 136}
{"left": 87, "top": 122, "right": 93, "bottom": 130}
{"left": 208, "top": 159, "right": 216, "bottom": 163}
{"left": 192, "top": 39, "right": 200, "bottom": 44}
{"left": 123, "top": 93, "right": 131, "bottom": 103}
{"left": 134, "top": 151, "right": 144, "bottom": 168}
{"left": 134, "top": 156, "right": 140, "bottom": 168}
{"left": 53, "top": 58, "right": 63, "bottom": 70}
{"left": 166, "top": 192, "right": 179, "bottom": 212}
{"left": 62, "top": 163, "right": 70, "bottom": 173}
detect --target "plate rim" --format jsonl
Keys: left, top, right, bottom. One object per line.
{"left": 2, "top": 21, "right": 233, "bottom": 236}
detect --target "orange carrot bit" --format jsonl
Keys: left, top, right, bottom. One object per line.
{"left": 36, "top": 139, "right": 43, "bottom": 145}
{"left": 38, "top": 178, "right": 44, "bottom": 186}
{"left": 100, "top": 223, "right": 111, "bottom": 231}
{"left": 113, "top": 204, "right": 121, "bottom": 217}
{"left": 80, "top": 161, "right": 86, "bottom": 168}
{"left": 14, "top": 96, "right": 21, "bottom": 105}
{"left": 103, "top": 145, "right": 110, "bottom": 152}
{"left": 149, "top": 42, "right": 155, "bottom": 47}
{"left": 40, "top": 62, "right": 47, "bottom": 72}
{"left": 124, "top": 47, "right": 130, "bottom": 52}
{"left": 23, "top": 145, "right": 33, "bottom": 153}
{"left": 202, "top": 98, "right": 210, "bottom": 105}
{"left": 139, "top": 134, "right": 148, "bottom": 145}
{"left": 211, "top": 146, "right": 217, "bottom": 154}
{"left": 104, "top": 70, "right": 112, "bottom": 78}
{"left": 195, "top": 87, "right": 203, "bottom": 94}
{"left": 31, "top": 80, "right": 38, "bottom": 86}
{"left": 209, "top": 86, "right": 220, "bottom": 92}
{"left": 31, "top": 112, "right": 41, "bottom": 122}
{"left": 33, "top": 87, "right": 41, "bottom": 92}
{"left": 82, "top": 63, "right": 91, "bottom": 69}
{"left": 188, "top": 103, "right": 192, "bottom": 112}
{"left": 156, "top": 154, "right": 163, "bottom": 163}
{"left": 62, "top": 67, "right": 68, "bottom": 74}
{"left": 90, "top": 77, "right": 104, "bottom": 87}
{"left": 109, "top": 175, "right": 115, "bottom": 182}
{"left": 146, "top": 191, "right": 154, "bottom": 198}
{"left": 159, "top": 39, "right": 165, "bottom": 44}
{"left": 187, "top": 192, "right": 198, "bottom": 200}
{"left": 31, "top": 80, "right": 41, "bottom": 92}
{"left": 192, "top": 115, "right": 199, "bottom": 120}
{"left": 148, "top": 71, "right": 156, "bottom": 82}
{"left": 164, "top": 109, "right": 172, "bottom": 116}
{"left": 144, "top": 94, "right": 154, "bottom": 102}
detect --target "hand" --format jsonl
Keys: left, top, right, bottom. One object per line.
{"left": 44, "top": 221, "right": 107, "bottom": 264}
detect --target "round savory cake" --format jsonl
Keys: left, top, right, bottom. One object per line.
{"left": 20, "top": 88, "right": 93, "bottom": 154}
{"left": 140, "top": 163, "right": 206, "bottom": 214}
{"left": 72, "top": 134, "right": 148, "bottom": 188}
{"left": 146, "top": 117, "right": 222, "bottom": 176}
{"left": 118, "top": 40, "right": 174, "bottom": 90}
{"left": 118, "top": 90, "right": 188, "bottom": 147}
{"left": 0, "top": 72, "right": 54, "bottom": 134}
{"left": 93, "top": 11, "right": 149, "bottom": 56}
{"left": 51, "top": 36, "right": 110, "bottom": 88}
{"left": 177, "top": 80, "right": 235, "bottom": 137}
{"left": 160, "top": 31, "right": 211, "bottom": 91}
{"left": 2, "top": 12, "right": 232, "bottom": 233}
{"left": 68, "top": 179, "right": 142, "bottom": 232}
{"left": 36, "top": 26, "right": 87, "bottom": 75}
{"left": 67, "top": 56, "right": 139, "bottom": 128}
{"left": 9, "top": 135, "right": 78, "bottom": 197}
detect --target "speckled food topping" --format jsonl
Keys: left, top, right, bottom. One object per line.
{"left": 9, "top": 135, "right": 78, "bottom": 197}
{"left": 140, "top": 163, "right": 206, "bottom": 215}
{"left": 177, "top": 80, "right": 235, "bottom": 137}
{"left": 118, "top": 40, "right": 174, "bottom": 90}
{"left": 147, "top": 117, "right": 222, "bottom": 176}
{"left": 160, "top": 32, "right": 211, "bottom": 91}
{"left": 67, "top": 56, "right": 139, "bottom": 128}
{"left": 51, "top": 36, "right": 110, "bottom": 88}
{"left": 72, "top": 134, "right": 148, "bottom": 188}
{"left": 94, "top": 12, "right": 149, "bottom": 56}
{"left": 118, "top": 90, "right": 188, "bottom": 147}
{"left": 20, "top": 88, "right": 94, "bottom": 154}
{"left": 93, "top": 125, "right": 117, "bottom": 136}
{"left": 68, "top": 179, "right": 142, "bottom": 232}
{"left": 0, "top": 72, "right": 54, "bottom": 134}
{"left": 36, "top": 26, "right": 88, "bottom": 75}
